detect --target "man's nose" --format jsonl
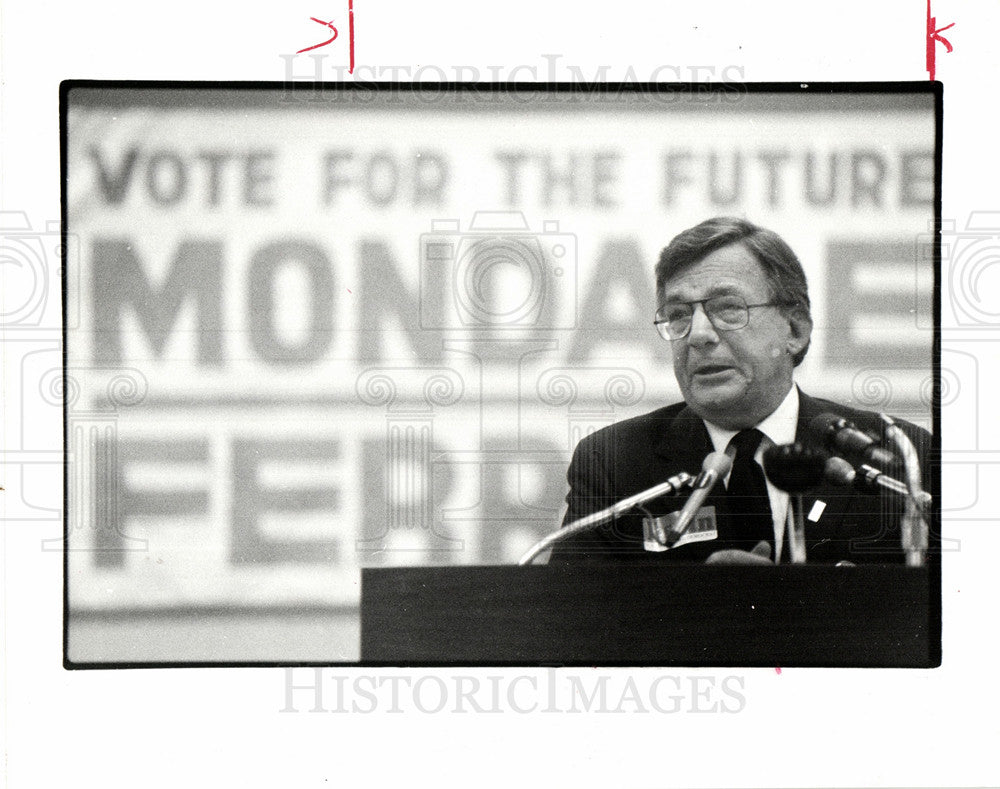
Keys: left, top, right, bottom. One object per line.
{"left": 686, "top": 302, "right": 720, "bottom": 346}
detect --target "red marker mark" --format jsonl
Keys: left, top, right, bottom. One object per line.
{"left": 774, "top": 666, "right": 782, "bottom": 675}
{"left": 297, "top": 17, "right": 339, "bottom": 55}
{"left": 348, "top": 0, "right": 355, "bottom": 74}
{"left": 926, "top": 0, "right": 955, "bottom": 81}
{"left": 347, "top": 288, "right": 353, "bottom": 294}
{"left": 295, "top": 5, "right": 354, "bottom": 72}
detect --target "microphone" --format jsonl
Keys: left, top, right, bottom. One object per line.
{"left": 518, "top": 470, "right": 696, "bottom": 565}
{"left": 762, "top": 442, "right": 828, "bottom": 493}
{"left": 880, "top": 413, "right": 928, "bottom": 567}
{"left": 807, "top": 413, "right": 897, "bottom": 469}
{"left": 762, "top": 442, "right": 829, "bottom": 564}
{"left": 664, "top": 451, "right": 733, "bottom": 546}
{"left": 823, "top": 456, "right": 932, "bottom": 508}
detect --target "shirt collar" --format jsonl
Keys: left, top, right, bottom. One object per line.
{"left": 702, "top": 385, "right": 800, "bottom": 455}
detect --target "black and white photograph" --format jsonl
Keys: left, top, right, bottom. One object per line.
{"left": 3, "top": 2, "right": 999, "bottom": 788}
{"left": 62, "top": 83, "right": 939, "bottom": 666}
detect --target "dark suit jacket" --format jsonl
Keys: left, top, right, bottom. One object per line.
{"left": 548, "top": 389, "right": 934, "bottom": 565}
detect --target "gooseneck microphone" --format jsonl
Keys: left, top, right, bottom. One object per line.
{"left": 518, "top": 470, "right": 696, "bottom": 565}
{"left": 823, "top": 456, "right": 932, "bottom": 508}
{"left": 762, "top": 442, "right": 829, "bottom": 563}
{"left": 807, "top": 413, "right": 897, "bottom": 469}
{"left": 766, "top": 435, "right": 933, "bottom": 567}
{"left": 664, "top": 451, "right": 733, "bottom": 547}
{"left": 879, "top": 413, "right": 929, "bottom": 567}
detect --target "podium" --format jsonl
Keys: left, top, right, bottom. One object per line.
{"left": 361, "top": 564, "right": 938, "bottom": 667}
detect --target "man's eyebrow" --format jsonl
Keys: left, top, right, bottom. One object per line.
{"left": 661, "top": 283, "right": 744, "bottom": 302}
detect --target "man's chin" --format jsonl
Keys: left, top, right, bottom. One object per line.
{"left": 685, "top": 381, "right": 748, "bottom": 420}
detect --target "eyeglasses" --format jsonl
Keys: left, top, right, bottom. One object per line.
{"left": 653, "top": 296, "right": 784, "bottom": 340}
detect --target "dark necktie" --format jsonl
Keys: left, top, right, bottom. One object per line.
{"left": 726, "top": 429, "right": 775, "bottom": 557}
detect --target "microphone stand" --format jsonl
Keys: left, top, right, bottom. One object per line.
{"left": 880, "top": 414, "right": 928, "bottom": 567}
{"left": 762, "top": 442, "right": 829, "bottom": 564}
{"left": 517, "top": 472, "right": 695, "bottom": 565}
{"left": 788, "top": 493, "right": 807, "bottom": 564}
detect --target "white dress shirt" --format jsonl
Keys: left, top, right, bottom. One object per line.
{"left": 702, "top": 385, "right": 799, "bottom": 561}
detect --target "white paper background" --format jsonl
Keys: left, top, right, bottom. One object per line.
{"left": 2, "top": 0, "right": 998, "bottom": 786}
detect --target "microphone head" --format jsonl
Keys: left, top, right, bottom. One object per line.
{"left": 694, "top": 451, "right": 733, "bottom": 487}
{"left": 823, "top": 455, "right": 857, "bottom": 487}
{"left": 807, "top": 412, "right": 897, "bottom": 470}
{"left": 762, "top": 442, "right": 829, "bottom": 493}
{"left": 806, "top": 413, "right": 849, "bottom": 449}
{"left": 703, "top": 450, "right": 733, "bottom": 475}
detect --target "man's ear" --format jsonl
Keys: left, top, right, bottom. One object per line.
{"left": 786, "top": 308, "right": 813, "bottom": 357}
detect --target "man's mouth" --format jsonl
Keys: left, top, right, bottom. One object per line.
{"left": 691, "top": 363, "right": 735, "bottom": 377}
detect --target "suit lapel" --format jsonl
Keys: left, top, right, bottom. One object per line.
{"left": 654, "top": 404, "right": 714, "bottom": 471}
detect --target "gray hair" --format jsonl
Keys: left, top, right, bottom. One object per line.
{"left": 655, "top": 216, "right": 812, "bottom": 366}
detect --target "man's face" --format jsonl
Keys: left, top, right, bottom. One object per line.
{"left": 660, "top": 243, "right": 811, "bottom": 429}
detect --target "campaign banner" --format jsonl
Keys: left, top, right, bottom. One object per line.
{"left": 61, "top": 88, "right": 935, "bottom": 619}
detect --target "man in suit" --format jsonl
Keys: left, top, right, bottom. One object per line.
{"left": 549, "top": 216, "right": 933, "bottom": 565}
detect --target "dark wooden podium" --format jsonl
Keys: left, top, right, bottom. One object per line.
{"left": 360, "top": 564, "right": 938, "bottom": 667}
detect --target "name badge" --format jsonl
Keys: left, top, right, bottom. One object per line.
{"left": 642, "top": 506, "right": 718, "bottom": 552}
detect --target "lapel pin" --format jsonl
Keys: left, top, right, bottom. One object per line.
{"left": 807, "top": 500, "right": 827, "bottom": 522}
